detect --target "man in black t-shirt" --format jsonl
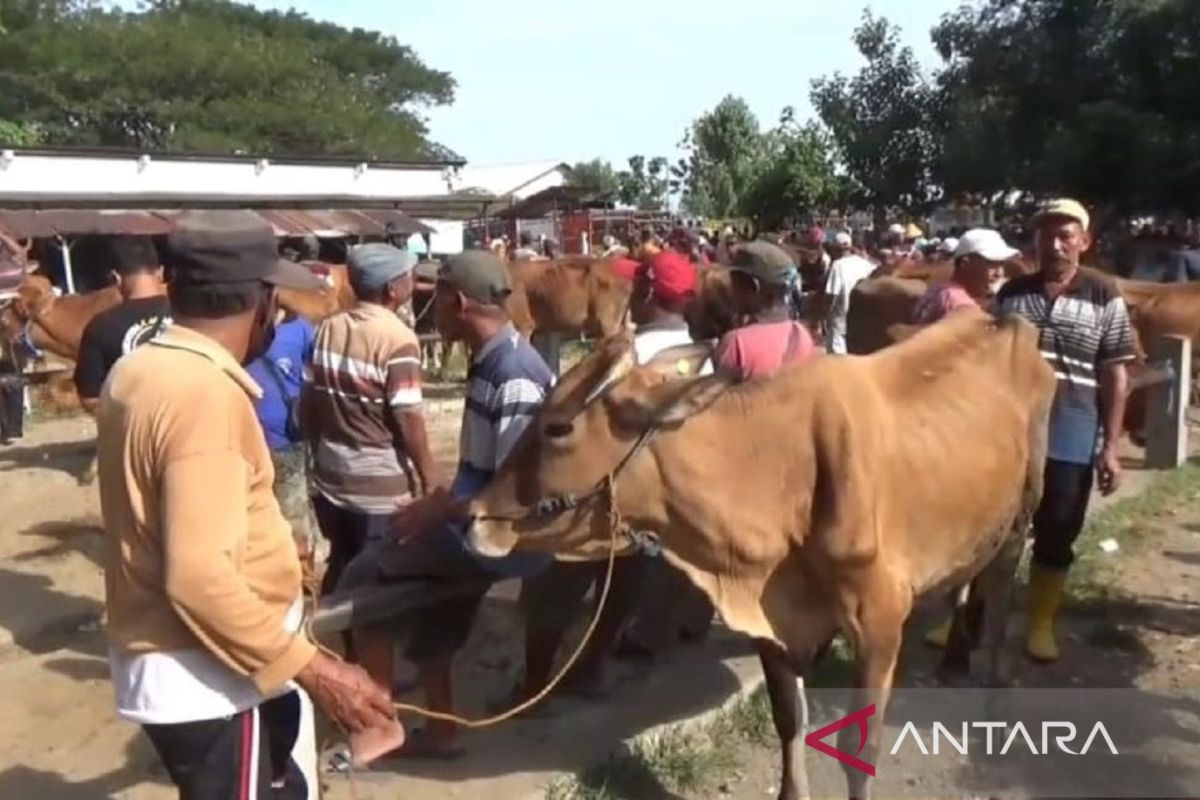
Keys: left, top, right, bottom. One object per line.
{"left": 74, "top": 236, "right": 171, "bottom": 414}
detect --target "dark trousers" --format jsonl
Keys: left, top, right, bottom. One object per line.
{"left": 1031, "top": 459, "right": 1096, "bottom": 571}
{"left": 142, "top": 692, "right": 307, "bottom": 800}
{"left": 312, "top": 494, "right": 390, "bottom": 597}
{"left": 0, "top": 373, "right": 23, "bottom": 441}
{"left": 521, "top": 557, "right": 647, "bottom": 651}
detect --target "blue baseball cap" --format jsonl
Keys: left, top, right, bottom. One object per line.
{"left": 348, "top": 243, "right": 417, "bottom": 291}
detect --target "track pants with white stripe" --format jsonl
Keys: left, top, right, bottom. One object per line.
{"left": 142, "top": 690, "right": 317, "bottom": 800}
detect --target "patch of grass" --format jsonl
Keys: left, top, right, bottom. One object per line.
{"left": 713, "top": 686, "right": 773, "bottom": 745}
{"left": 1069, "top": 462, "right": 1200, "bottom": 599}
{"left": 544, "top": 707, "right": 741, "bottom": 799}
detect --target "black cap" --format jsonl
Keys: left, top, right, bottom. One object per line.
{"left": 437, "top": 250, "right": 512, "bottom": 306}
{"left": 164, "top": 210, "right": 322, "bottom": 291}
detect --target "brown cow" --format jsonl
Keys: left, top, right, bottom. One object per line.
{"left": 845, "top": 276, "right": 929, "bottom": 355}
{"left": 277, "top": 261, "right": 354, "bottom": 322}
{"left": 0, "top": 274, "right": 122, "bottom": 362}
{"left": 466, "top": 310, "right": 1055, "bottom": 799}
{"left": 506, "top": 257, "right": 630, "bottom": 339}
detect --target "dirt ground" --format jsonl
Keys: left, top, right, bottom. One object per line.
{"left": 2, "top": 404, "right": 1199, "bottom": 800}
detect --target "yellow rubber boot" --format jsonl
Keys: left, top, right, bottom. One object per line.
{"left": 924, "top": 615, "right": 954, "bottom": 649}
{"left": 1025, "top": 565, "right": 1068, "bottom": 663}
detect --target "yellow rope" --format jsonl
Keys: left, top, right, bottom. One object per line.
{"left": 305, "top": 475, "right": 624, "bottom": 729}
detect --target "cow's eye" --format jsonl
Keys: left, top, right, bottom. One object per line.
{"left": 545, "top": 422, "right": 574, "bottom": 439}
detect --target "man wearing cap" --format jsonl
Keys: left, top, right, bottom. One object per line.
{"left": 912, "top": 228, "right": 1019, "bottom": 324}
{"left": 97, "top": 211, "right": 394, "bottom": 799}
{"left": 335, "top": 250, "right": 555, "bottom": 760}
{"left": 303, "top": 243, "right": 443, "bottom": 597}
{"left": 931, "top": 199, "right": 1135, "bottom": 663}
{"left": 822, "top": 232, "right": 876, "bottom": 355}
{"left": 716, "top": 240, "right": 816, "bottom": 379}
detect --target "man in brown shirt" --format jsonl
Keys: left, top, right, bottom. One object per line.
{"left": 303, "top": 242, "right": 443, "bottom": 596}
{"left": 97, "top": 211, "right": 395, "bottom": 799}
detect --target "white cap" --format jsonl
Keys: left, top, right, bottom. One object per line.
{"left": 887, "top": 223, "right": 905, "bottom": 236}
{"left": 952, "top": 228, "right": 1019, "bottom": 262}
{"left": 938, "top": 237, "right": 959, "bottom": 254}
{"left": 834, "top": 231, "right": 853, "bottom": 248}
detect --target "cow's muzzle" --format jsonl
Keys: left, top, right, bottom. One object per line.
{"left": 465, "top": 516, "right": 519, "bottom": 558}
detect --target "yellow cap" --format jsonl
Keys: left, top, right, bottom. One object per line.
{"left": 904, "top": 223, "right": 923, "bottom": 240}
{"left": 1035, "top": 198, "right": 1090, "bottom": 231}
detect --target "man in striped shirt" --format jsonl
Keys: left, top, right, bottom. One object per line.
{"left": 303, "top": 243, "right": 443, "bottom": 595}
{"left": 335, "top": 250, "right": 553, "bottom": 760}
{"left": 980, "top": 199, "right": 1134, "bottom": 663}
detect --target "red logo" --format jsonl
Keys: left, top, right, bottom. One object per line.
{"left": 804, "top": 703, "right": 877, "bottom": 777}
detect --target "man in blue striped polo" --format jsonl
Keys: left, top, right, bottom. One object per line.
{"left": 336, "top": 250, "right": 554, "bottom": 760}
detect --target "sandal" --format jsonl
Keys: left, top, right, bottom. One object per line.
{"left": 391, "top": 727, "right": 466, "bottom": 760}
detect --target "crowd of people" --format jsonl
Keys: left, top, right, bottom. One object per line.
{"left": 0, "top": 196, "right": 1141, "bottom": 797}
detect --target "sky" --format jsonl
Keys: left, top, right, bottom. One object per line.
{"left": 249, "top": 0, "right": 964, "bottom": 168}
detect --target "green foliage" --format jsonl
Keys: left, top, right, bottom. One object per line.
{"left": 0, "top": 0, "right": 456, "bottom": 159}
{"left": 617, "top": 155, "right": 671, "bottom": 211}
{"left": 932, "top": 0, "right": 1200, "bottom": 216}
{"left": 677, "top": 95, "right": 766, "bottom": 217}
{"left": 567, "top": 158, "right": 620, "bottom": 195}
{"left": 810, "top": 10, "right": 941, "bottom": 218}
{"left": 741, "top": 108, "right": 849, "bottom": 229}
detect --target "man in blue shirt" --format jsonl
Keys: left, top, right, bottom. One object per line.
{"left": 246, "top": 310, "right": 317, "bottom": 565}
{"left": 334, "top": 250, "right": 553, "bottom": 761}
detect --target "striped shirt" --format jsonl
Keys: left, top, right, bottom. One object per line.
{"left": 305, "top": 303, "right": 423, "bottom": 514}
{"left": 994, "top": 269, "right": 1137, "bottom": 464}
{"left": 447, "top": 323, "right": 555, "bottom": 577}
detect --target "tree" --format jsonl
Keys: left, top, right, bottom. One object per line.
{"left": 677, "top": 96, "right": 767, "bottom": 217}
{"left": 740, "top": 108, "right": 848, "bottom": 228}
{"left": 810, "top": 11, "right": 941, "bottom": 223}
{"left": 566, "top": 159, "right": 620, "bottom": 195}
{"left": 0, "top": 0, "right": 456, "bottom": 159}
{"left": 931, "top": 0, "right": 1200, "bottom": 217}
{"left": 617, "top": 155, "right": 671, "bottom": 211}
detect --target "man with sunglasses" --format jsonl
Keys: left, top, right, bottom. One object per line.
{"left": 983, "top": 199, "right": 1134, "bottom": 663}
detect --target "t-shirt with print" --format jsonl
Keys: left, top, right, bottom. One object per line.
{"left": 246, "top": 317, "right": 316, "bottom": 451}
{"left": 912, "top": 284, "right": 978, "bottom": 325}
{"left": 74, "top": 296, "right": 172, "bottom": 400}
{"left": 994, "top": 269, "right": 1137, "bottom": 465}
{"left": 448, "top": 322, "right": 556, "bottom": 577}
{"left": 715, "top": 318, "right": 816, "bottom": 381}
{"left": 306, "top": 303, "right": 423, "bottom": 514}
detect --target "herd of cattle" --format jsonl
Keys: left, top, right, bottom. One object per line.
{"left": 3, "top": 242, "right": 1199, "bottom": 439}
{"left": 1, "top": 241, "right": 1198, "bottom": 799}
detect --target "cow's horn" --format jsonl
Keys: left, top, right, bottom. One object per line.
{"left": 584, "top": 346, "right": 636, "bottom": 407}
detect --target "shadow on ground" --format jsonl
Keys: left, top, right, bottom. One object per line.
{"left": 324, "top": 593, "right": 754, "bottom": 792}
{"left": 0, "top": 439, "right": 94, "bottom": 481}
{"left": 0, "top": 733, "right": 166, "bottom": 800}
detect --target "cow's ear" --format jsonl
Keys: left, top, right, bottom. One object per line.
{"left": 614, "top": 373, "right": 732, "bottom": 428}
{"left": 640, "top": 341, "right": 716, "bottom": 378}
{"left": 652, "top": 374, "right": 732, "bottom": 425}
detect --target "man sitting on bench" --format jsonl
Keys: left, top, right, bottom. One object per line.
{"left": 334, "top": 250, "right": 555, "bottom": 762}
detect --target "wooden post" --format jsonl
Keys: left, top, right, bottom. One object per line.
{"left": 1144, "top": 335, "right": 1191, "bottom": 470}
{"left": 532, "top": 331, "right": 562, "bottom": 376}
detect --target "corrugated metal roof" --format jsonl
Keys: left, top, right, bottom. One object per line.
{"left": 0, "top": 209, "right": 175, "bottom": 238}
{"left": 0, "top": 207, "right": 434, "bottom": 239}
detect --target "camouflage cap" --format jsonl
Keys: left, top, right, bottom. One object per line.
{"left": 437, "top": 249, "right": 513, "bottom": 305}
{"left": 728, "top": 240, "right": 797, "bottom": 285}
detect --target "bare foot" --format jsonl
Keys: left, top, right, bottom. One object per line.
{"left": 348, "top": 718, "right": 407, "bottom": 768}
